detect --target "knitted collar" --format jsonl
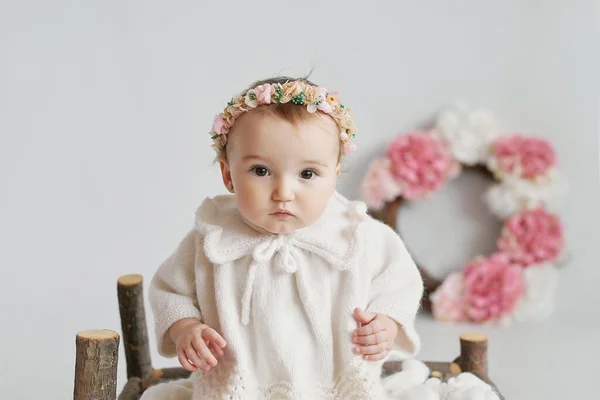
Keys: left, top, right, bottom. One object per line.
{"left": 195, "top": 192, "right": 367, "bottom": 270}
{"left": 194, "top": 192, "right": 368, "bottom": 325}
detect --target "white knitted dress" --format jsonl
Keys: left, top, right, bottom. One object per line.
{"left": 143, "top": 192, "right": 423, "bottom": 399}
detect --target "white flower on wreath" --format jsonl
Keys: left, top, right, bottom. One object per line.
{"left": 432, "top": 103, "right": 499, "bottom": 165}
{"left": 482, "top": 169, "right": 569, "bottom": 219}
{"left": 511, "top": 263, "right": 560, "bottom": 323}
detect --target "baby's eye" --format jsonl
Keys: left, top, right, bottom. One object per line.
{"left": 251, "top": 166, "right": 270, "bottom": 177}
{"left": 300, "top": 170, "right": 317, "bottom": 180}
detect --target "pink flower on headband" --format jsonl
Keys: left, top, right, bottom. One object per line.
{"left": 317, "top": 87, "right": 333, "bottom": 113}
{"left": 212, "top": 115, "right": 230, "bottom": 135}
{"left": 343, "top": 141, "right": 356, "bottom": 154}
{"left": 255, "top": 84, "right": 273, "bottom": 104}
{"left": 325, "top": 91, "right": 340, "bottom": 106}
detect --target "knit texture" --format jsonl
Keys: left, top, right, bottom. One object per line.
{"left": 146, "top": 192, "right": 423, "bottom": 399}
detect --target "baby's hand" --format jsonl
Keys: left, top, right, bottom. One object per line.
{"left": 168, "top": 318, "right": 227, "bottom": 373}
{"left": 351, "top": 308, "right": 399, "bottom": 361}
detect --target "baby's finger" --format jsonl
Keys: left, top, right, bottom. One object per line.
{"left": 352, "top": 330, "right": 387, "bottom": 346}
{"left": 185, "top": 346, "right": 211, "bottom": 372}
{"left": 211, "top": 342, "right": 225, "bottom": 357}
{"left": 353, "top": 342, "right": 389, "bottom": 356}
{"left": 178, "top": 350, "right": 197, "bottom": 372}
{"left": 363, "top": 350, "right": 389, "bottom": 361}
{"left": 193, "top": 340, "right": 218, "bottom": 367}
{"left": 203, "top": 328, "right": 227, "bottom": 349}
{"left": 353, "top": 319, "right": 384, "bottom": 337}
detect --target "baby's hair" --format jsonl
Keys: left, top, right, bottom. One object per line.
{"left": 218, "top": 74, "right": 344, "bottom": 161}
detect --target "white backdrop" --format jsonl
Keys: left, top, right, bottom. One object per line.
{"left": 1, "top": 1, "right": 598, "bottom": 399}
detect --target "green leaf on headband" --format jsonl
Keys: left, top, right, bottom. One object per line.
{"left": 273, "top": 87, "right": 283, "bottom": 101}
{"left": 291, "top": 93, "right": 305, "bottom": 105}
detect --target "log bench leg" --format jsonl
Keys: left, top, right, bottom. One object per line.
{"left": 453, "top": 333, "right": 504, "bottom": 400}
{"left": 118, "top": 377, "right": 143, "bottom": 400}
{"left": 454, "top": 332, "right": 488, "bottom": 376}
{"left": 73, "top": 329, "right": 120, "bottom": 400}
{"left": 118, "top": 274, "right": 152, "bottom": 380}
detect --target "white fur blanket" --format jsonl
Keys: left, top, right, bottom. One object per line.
{"left": 140, "top": 359, "right": 500, "bottom": 400}
{"left": 381, "top": 359, "right": 500, "bottom": 400}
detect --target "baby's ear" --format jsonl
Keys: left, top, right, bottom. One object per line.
{"left": 219, "top": 158, "right": 234, "bottom": 192}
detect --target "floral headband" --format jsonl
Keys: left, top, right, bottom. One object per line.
{"left": 209, "top": 80, "right": 357, "bottom": 155}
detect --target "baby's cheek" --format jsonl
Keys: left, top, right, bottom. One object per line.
{"left": 237, "top": 185, "right": 266, "bottom": 215}
{"left": 307, "top": 188, "right": 333, "bottom": 220}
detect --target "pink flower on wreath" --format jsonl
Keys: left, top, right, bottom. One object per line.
{"left": 463, "top": 252, "right": 524, "bottom": 322}
{"left": 491, "top": 134, "right": 557, "bottom": 179}
{"left": 360, "top": 158, "right": 401, "bottom": 210}
{"left": 497, "top": 207, "right": 564, "bottom": 266}
{"left": 430, "top": 272, "right": 467, "bottom": 322}
{"left": 212, "top": 115, "right": 230, "bottom": 135}
{"left": 385, "top": 131, "right": 459, "bottom": 199}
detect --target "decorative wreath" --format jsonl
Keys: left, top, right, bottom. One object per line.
{"left": 360, "top": 104, "right": 569, "bottom": 325}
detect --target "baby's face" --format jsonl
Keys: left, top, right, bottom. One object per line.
{"left": 221, "top": 112, "right": 341, "bottom": 234}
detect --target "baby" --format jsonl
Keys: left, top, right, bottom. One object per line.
{"left": 142, "top": 76, "right": 424, "bottom": 399}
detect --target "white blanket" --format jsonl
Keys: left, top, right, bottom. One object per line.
{"left": 140, "top": 359, "right": 500, "bottom": 400}
{"left": 382, "top": 359, "right": 500, "bottom": 400}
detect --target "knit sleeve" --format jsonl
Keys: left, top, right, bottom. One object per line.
{"left": 149, "top": 229, "right": 202, "bottom": 357}
{"left": 365, "top": 223, "right": 424, "bottom": 359}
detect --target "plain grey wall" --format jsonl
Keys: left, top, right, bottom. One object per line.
{"left": 1, "top": 1, "right": 598, "bottom": 399}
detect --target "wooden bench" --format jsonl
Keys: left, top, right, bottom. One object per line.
{"left": 72, "top": 274, "right": 504, "bottom": 399}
